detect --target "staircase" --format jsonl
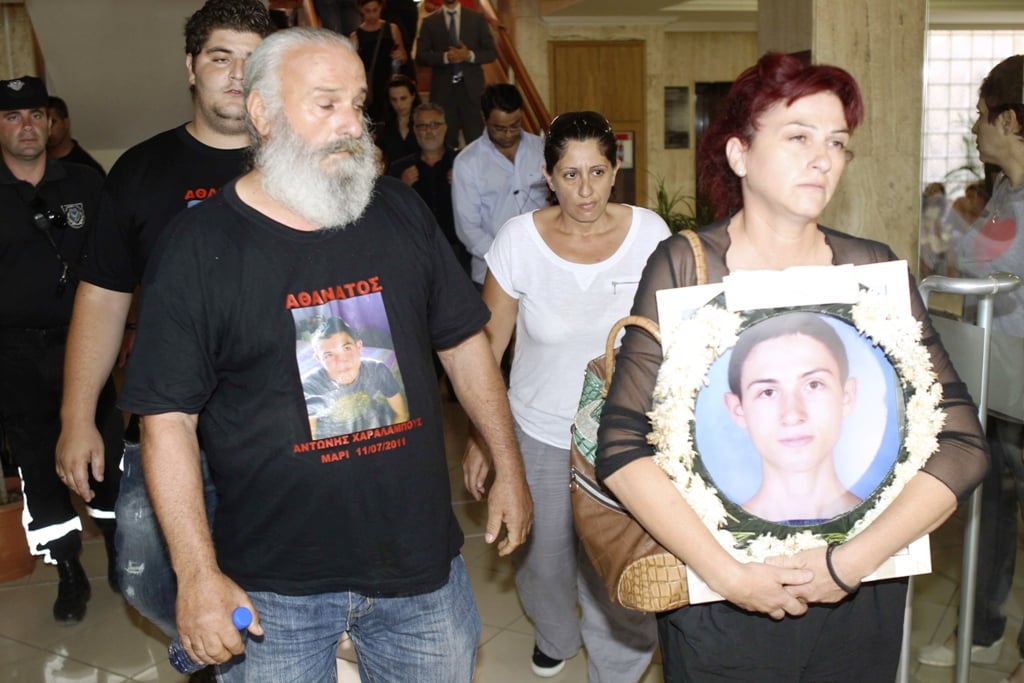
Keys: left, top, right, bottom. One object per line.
{"left": 269, "top": 0, "right": 549, "bottom": 135}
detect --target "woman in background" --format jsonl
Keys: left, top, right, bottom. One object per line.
{"left": 350, "top": 0, "right": 408, "bottom": 126}
{"left": 463, "top": 111, "right": 667, "bottom": 680}
{"left": 597, "top": 53, "right": 988, "bottom": 682}
{"left": 377, "top": 74, "right": 421, "bottom": 165}
{"left": 920, "top": 54, "right": 1024, "bottom": 683}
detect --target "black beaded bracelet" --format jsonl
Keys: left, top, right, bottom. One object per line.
{"left": 826, "top": 542, "right": 859, "bottom": 594}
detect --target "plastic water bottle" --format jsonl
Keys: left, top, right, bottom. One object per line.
{"left": 167, "top": 606, "right": 253, "bottom": 674}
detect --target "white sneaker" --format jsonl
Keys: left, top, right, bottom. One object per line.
{"left": 918, "top": 637, "right": 1004, "bottom": 667}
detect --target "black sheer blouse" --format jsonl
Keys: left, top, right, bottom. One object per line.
{"left": 595, "top": 219, "right": 988, "bottom": 502}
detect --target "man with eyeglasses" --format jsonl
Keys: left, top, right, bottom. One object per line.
{"left": 388, "top": 102, "right": 468, "bottom": 274}
{"left": 0, "top": 75, "right": 122, "bottom": 625}
{"left": 452, "top": 83, "right": 548, "bottom": 287}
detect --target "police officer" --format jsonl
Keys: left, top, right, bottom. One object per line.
{"left": 0, "top": 76, "right": 122, "bottom": 623}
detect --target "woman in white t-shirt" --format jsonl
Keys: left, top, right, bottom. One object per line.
{"left": 462, "top": 111, "right": 669, "bottom": 680}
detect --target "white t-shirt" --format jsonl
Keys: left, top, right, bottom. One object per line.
{"left": 485, "top": 205, "right": 670, "bottom": 447}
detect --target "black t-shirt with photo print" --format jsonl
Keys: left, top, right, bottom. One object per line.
{"left": 120, "top": 176, "right": 488, "bottom": 597}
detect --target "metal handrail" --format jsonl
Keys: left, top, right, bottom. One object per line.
{"left": 918, "top": 272, "right": 1021, "bottom": 300}
{"left": 475, "top": 0, "right": 551, "bottom": 135}
{"left": 286, "top": 0, "right": 550, "bottom": 135}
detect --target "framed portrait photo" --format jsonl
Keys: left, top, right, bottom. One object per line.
{"left": 694, "top": 307, "right": 903, "bottom": 532}
{"left": 654, "top": 263, "right": 939, "bottom": 602}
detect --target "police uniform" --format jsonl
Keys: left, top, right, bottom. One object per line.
{"left": 0, "top": 156, "right": 122, "bottom": 546}
{"left": 0, "top": 76, "right": 121, "bottom": 623}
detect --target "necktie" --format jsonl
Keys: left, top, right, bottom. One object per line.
{"left": 447, "top": 11, "right": 463, "bottom": 80}
{"left": 447, "top": 11, "right": 458, "bottom": 45}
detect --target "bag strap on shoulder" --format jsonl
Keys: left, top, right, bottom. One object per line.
{"left": 601, "top": 315, "right": 661, "bottom": 395}
{"left": 679, "top": 229, "right": 707, "bottom": 286}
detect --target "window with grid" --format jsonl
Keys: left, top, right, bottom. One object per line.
{"left": 923, "top": 30, "right": 1024, "bottom": 198}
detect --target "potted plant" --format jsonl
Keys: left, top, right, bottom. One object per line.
{"left": 0, "top": 431, "right": 36, "bottom": 581}
{"left": 651, "top": 174, "right": 715, "bottom": 234}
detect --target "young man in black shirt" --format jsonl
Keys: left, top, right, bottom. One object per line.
{"left": 55, "top": 0, "right": 272, "bottom": 661}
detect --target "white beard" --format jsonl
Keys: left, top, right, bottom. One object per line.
{"left": 256, "top": 114, "right": 378, "bottom": 230}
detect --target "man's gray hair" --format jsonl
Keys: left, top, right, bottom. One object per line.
{"left": 413, "top": 102, "right": 446, "bottom": 119}
{"left": 244, "top": 27, "right": 356, "bottom": 140}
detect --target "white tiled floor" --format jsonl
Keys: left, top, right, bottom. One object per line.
{"left": 1, "top": 398, "right": 1022, "bottom": 682}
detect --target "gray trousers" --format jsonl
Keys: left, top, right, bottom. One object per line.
{"left": 512, "top": 423, "right": 657, "bottom": 682}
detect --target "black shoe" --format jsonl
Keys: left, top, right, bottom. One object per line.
{"left": 53, "top": 558, "right": 91, "bottom": 623}
{"left": 531, "top": 644, "right": 565, "bottom": 677}
{"left": 95, "top": 519, "right": 121, "bottom": 594}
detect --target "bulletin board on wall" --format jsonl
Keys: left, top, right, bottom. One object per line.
{"left": 664, "top": 86, "right": 690, "bottom": 149}
{"left": 611, "top": 131, "right": 636, "bottom": 205}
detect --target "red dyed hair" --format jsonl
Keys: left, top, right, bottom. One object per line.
{"left": 697, "top": 52, "right": 864, "bottom": 220}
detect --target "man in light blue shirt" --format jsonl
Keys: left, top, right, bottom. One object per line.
{"left": 452, "top": 84, "right": 548, "bottom": 286}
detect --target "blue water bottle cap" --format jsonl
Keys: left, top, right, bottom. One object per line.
{"left": 232, "top": 606, "right": 253, "bottom": 630}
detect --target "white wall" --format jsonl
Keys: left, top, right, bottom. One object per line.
{"left": 26, "top": 0, "right": 203, "bottom": 163}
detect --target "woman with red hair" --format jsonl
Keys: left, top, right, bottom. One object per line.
{"left": 596, "top": 52, "right": 988, "bottom": 681}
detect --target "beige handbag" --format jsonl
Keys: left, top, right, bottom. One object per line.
{"left": 569, "top": 230, "right": 705, "bottom": 612}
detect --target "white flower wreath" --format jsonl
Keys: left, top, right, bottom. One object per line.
{"left": 646, "top": 289, "right": 945, "bottom": 561}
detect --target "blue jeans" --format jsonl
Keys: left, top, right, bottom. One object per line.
{"left": 218, "top": 555, "right": 481, "bottom": 683}
{"left": 116, "top": 441, "right": 218, "bottom": 638}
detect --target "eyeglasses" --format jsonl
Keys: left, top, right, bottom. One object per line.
{"left": 414, "top": 121, "right": 445, "bottom": 131}
{"left": 488, "top": 123, "right": 522, "bottom": 136}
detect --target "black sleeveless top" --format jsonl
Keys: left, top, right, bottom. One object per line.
{"left": 355, "top": 23, "right": 398, "bottom": 125}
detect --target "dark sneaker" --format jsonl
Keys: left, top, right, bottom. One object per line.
{"left": 94, "top": 518, "right": 120, "bottom": 594}
{"left": 53, "top": 558, "right": 91, "bottom": 623}
{"left": 103, "top": 534, "right": 120, "bottom": 594}
{"left": 531, "top": 644, "right": 565, "bottom": 678}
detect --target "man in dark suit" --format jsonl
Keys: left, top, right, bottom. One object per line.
{"left": 415, "top": 0, "right": 496, "bottom": 148}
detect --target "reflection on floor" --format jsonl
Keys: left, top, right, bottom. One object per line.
{"left": 0, "top": 400, "right": 1021, "bottom": 682}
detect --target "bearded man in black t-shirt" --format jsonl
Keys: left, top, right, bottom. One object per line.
{"left": 120, "top": 28, "right": 532, "bottom": 682}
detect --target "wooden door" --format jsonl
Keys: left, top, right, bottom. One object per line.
{"left": 549, "top": 41, "right": 646, "bottom": 203}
